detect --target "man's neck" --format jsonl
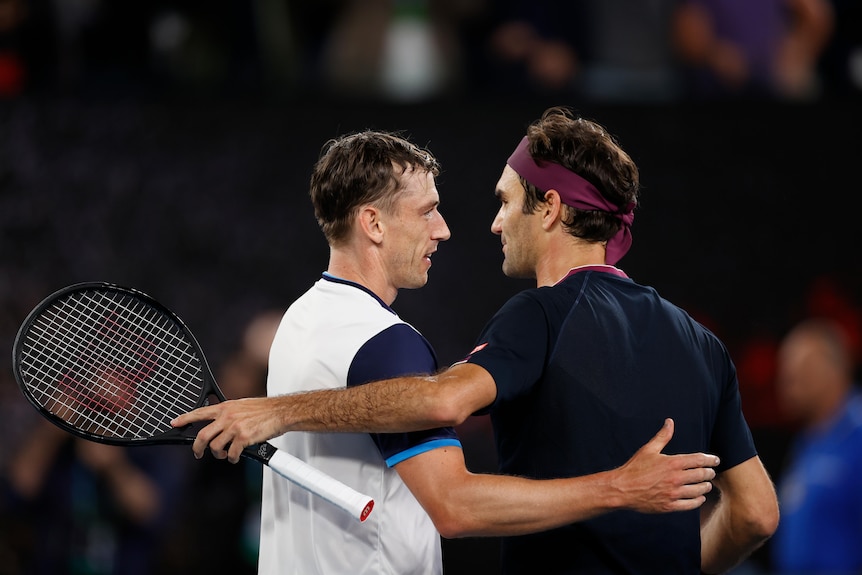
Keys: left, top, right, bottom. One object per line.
{"left": 327, "top": 248, "right": 397, "bottom": 305}
{"left": 535, "top": 241, "right": 608, "bottom": 287}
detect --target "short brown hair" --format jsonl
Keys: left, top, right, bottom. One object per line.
{"left": 310, "top": 130, "right": 440, "bottom": 245}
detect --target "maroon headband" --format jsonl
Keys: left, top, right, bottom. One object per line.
{"left": 506, "top": 136, "right": 634, "bottom": 265}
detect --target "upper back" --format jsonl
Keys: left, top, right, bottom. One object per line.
{"left": 471, "top": 269, "right": 756, "bottom": 573}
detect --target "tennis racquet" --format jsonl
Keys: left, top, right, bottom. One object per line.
{"left": 12, "top": 282, "right": 374, "bottom": 523}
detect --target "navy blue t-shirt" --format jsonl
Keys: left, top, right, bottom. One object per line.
{"left": 466, "top": 266, "right": 757, "bottom": 574}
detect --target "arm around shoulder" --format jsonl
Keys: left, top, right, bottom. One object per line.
{"left": 269, "top": 361, "right": 496, "bottom": 434}
{"left": 700, "top": 455, "right": 779, "bottom": 575}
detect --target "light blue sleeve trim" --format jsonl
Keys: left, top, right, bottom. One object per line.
{"left": 385, "top": 439, "right": 462, "bottom": 468}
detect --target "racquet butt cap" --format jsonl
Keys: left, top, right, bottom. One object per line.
{"left": 360, "top": 500, "right": 374, "bottom": 522}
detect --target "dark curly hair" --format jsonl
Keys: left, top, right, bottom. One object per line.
{"left": 520, "top": 106, "right": 640, "bottom": 244}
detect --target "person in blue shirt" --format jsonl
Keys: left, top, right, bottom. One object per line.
{"left": 773, "top": 317, "right": 862, "bottom": 574}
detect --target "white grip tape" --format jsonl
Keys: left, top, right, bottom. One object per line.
{"left": 267, "top": 448, "right": 375, "bottom": 522}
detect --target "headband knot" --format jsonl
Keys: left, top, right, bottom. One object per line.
{"left": 507, "top": 136, "right": 634, "bottom": 265}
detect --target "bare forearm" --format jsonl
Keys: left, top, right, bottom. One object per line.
{"left": 172, "top": 366, "right": 492, "bottom": 461}
{"left": 700, "top": 458, "right": 779, "bottom": 574}
{"left": 438, "top": 471, "right": 621, "bottom": 538}
{"left": 700, "top": 502, "right": 767, "bottom": 574}
{"left": 407, "top": 424, "right": 718, "bottom": 540}
{"left": 274, "top": 375, "right": 452, "bottom": 434}
{"left": 431, "top": 455, "right": 713, "bottom": 539}
{"left": 271, "top": 363, "right": 493, "bottom": 435}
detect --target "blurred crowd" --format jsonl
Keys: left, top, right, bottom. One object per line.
{"left": 0, "top": 308, "right": 282, "bottom": 575}
{"left": 0, "top": 0, "right": 860, "bottom": 102}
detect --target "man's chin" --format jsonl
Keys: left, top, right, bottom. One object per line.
{"left": 502, "top": 262, "right": 527, "bottom": 279}
{"left": 502, "top": 266, "right": 536, "bottom": 281}
{"left": 404, "top": 275, "right": 430, "bottom": 290}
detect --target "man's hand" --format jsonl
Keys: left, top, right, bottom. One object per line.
{"left": 171, "top": 397, "right": 284, "bottom": 463}
{"left": 610, "top": 418, "right": 719, "bottom": 513}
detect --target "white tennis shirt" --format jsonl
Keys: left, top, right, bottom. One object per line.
{"left": 258, "top": 274, "right": 460, "bottom": 575}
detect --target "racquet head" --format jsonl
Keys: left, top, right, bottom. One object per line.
{"left": 13, "top": 281, "right": 376, "bottom": 522}
{"left": 12, "top": 282, "right": 223, "bottom": 446}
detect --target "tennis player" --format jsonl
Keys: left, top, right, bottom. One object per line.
{"left": 175, "top": 126, "right": 725, "bottom": 574}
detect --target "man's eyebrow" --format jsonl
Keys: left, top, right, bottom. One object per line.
{"left": 420, "top": 197, "right": 441, "bottom": 211}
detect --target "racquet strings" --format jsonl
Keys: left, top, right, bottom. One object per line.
{"left": 17, "top": 288, "right": 206, "bottom": 441}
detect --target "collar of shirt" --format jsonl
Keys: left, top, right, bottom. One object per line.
{"left": 555, "top": 264, "right": 629, "bottom": 285}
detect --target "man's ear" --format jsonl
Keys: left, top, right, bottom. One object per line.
{"left": 358, "top": 205, "right": 385, "bottom": 244}
{"left": 541, "top": 190, "right": 564, "bottom": 231}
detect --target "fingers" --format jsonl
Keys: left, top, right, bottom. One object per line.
{"left": 170, "top": 406, "right": 216, "bottom": 428}
{"left": 702, "top": 453, "right": 721, "bottom": 469}
{"left": 646, "top": 418, "right": 721, "bottom": 470}
{"left": 678, "top": 463, "right": 717, "bottom": 484}
{"left": 207, "top": 436, "right": 246, "bottom": 465}
{"left": 621, "top": 419, "right": 723, "bottom": 514}
{"left": 227, "top": 443, "right": 245, "bottom": 464}
{"left": 681, "top": 479, "right": 713, "bottom": 499}
{"left": 648, "top": 418, "right": 674, "bottom": 452}
{"left": 645, "top": 473, "right": 715, "bottom": 514}
{"left": 659, "top": 460, "right": 718, "bottom": 512}
{"left": 668, "top": 494, "right": 708, "bottom": 512}
{"left": 191, "top": 426, "right": 217, "bottom": 460}
{"left": 649, "top": 415, "right": 720, "bottom": 470}
{"left": 672, "top": 451, "right": 721, "bottom": 472}
{"left": 173, "top": 408, "right": 248, "bottom": 464}
{"left": 171, "top": 407, "right": 228, "bottom": 460}
{"left": 667, "top": 480, "right": 714, "bottom": 512}
{"left": 173, "top": 404, "right": 244, "bottom": 464}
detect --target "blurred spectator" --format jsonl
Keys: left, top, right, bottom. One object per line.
{"left": 3, "top": 419, "right": 190, "bottom": 575}
{"left": 576, "top": 0, "right": 684, "bottom": 102}
{"left": 475, "top": 1, "right": 584, "bottom": 94}
{"left": 803, "top": 275, "right": 862, "bottom": 367}
{"left": 817, "top": 0, "right": 862, "bottom": 99}
{"left": 0, "top": 307, "right": 283, "bottom": 575}
{"left": 220, "top": 309, "right": 283, "bottom": 399}
{"left": 309, "top": 0, "right": 482, "bottom": 101}
{"left": 467, "top": 0, "right": 683, "bottom": 102}
{"left": 0, "top": 279, "right": 192, "bottom": 575}
{"left": 672, "top": 0, "right": 835, "bottom": 100}
{"left": 0, "top": 372, "right": 41, "bottom": 575}
{"left": 164, "top": 309, "right": 281, "bottom": 574}
{"left": 772, "top": 318, "right": 862, "bottom": 574}
{"left": 4, "top": 0, "right": 857, "bottom": 102}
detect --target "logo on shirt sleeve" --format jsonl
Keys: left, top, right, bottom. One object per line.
{"left": 468, "top": 342, "right": 488, "bottom": 355}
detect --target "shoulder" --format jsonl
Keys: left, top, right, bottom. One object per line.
{"left": 299, "top": 277, "right": 405, "bottom": 330}
{"left": 350, "top": 323, "right": 438, "bottom": 385}
{"left": 488, "top": 288, "right": 553, "bottom": 328}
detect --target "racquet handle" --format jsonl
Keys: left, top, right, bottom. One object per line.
{"left": 267, "top": 449, "right": 375, "bottom": 522}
